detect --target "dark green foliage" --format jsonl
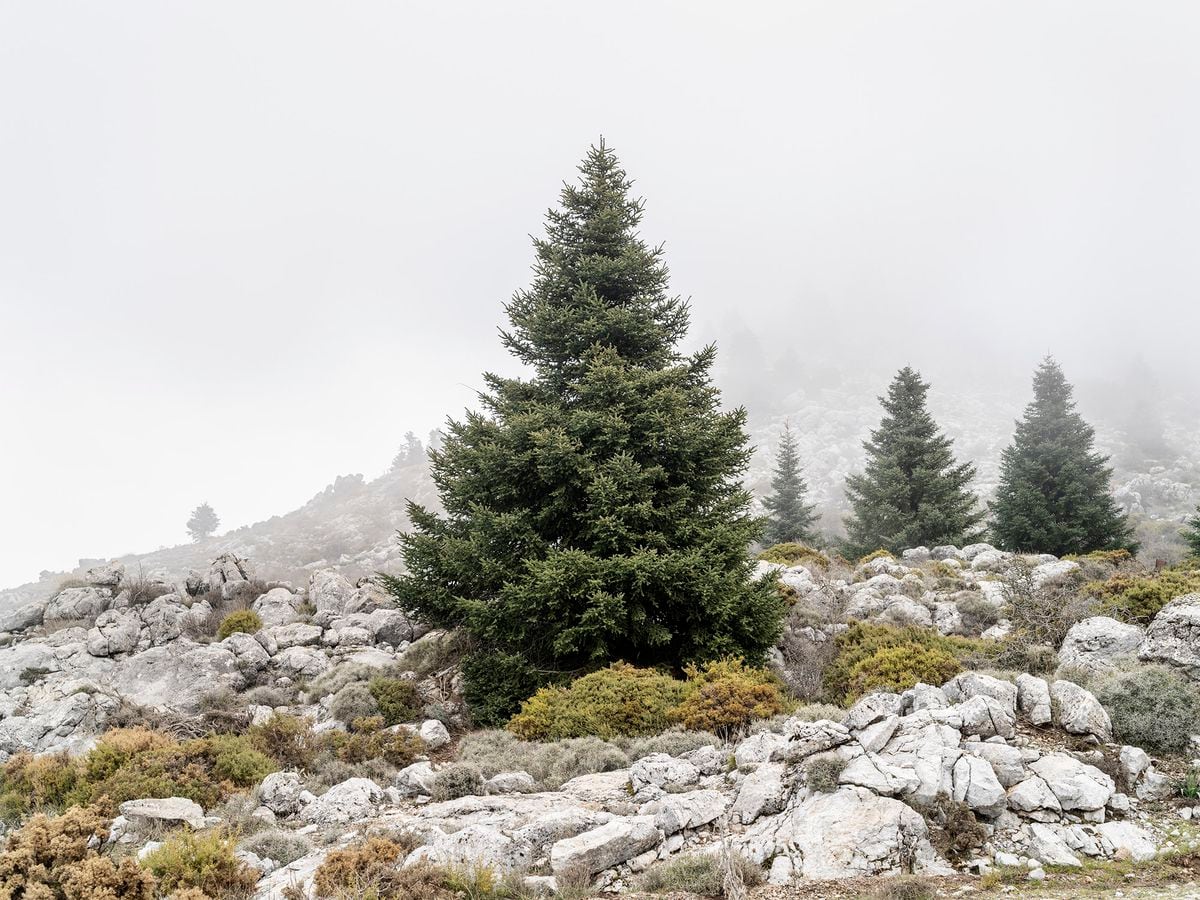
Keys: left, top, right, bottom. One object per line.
{"left": 1184, "top": 506, "right": 1200, "bottom": 559}
{"left": 842, "top": 368, "right": 984, "bottom": 557}
{"left": 368, "top": 677, "right": 421, "bottom": 726}
{"left": 762, "top": 421, "right": 818, "bottom": 545}
{"left": 381, "top": 142, "right": 784, "bottom": 724}
{"left": 990, "top": 358, "right": 1137, "bottom": 557}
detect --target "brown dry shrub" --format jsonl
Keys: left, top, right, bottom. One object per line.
{"left": 312, "top": 836, "right": 447, "bottom": 899}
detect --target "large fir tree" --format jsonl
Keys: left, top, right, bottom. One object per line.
{"left": 843, "top": 367, "right": 984, "bottom": 556}
{"left": 186, "top": 502, "right": 219, "bottom": 541}
{"left": 762, "top": 421, "right": 818, "bottom": 545}
{"left": 1183, "top": 507, "right": 1200, "bottom": 559}
{"left": 990, "top": 357, "right": 1136, "bottom": 556}
{"left": 382, "top": 142, "right": 783, "bottom": 725}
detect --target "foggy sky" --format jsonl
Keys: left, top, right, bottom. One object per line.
{"left": 3, "top": 2, "right": 1199, "bottom": 588}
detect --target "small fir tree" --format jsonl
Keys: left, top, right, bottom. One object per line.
{"left": 186, "top": 502, "right": 220, "bottom": 541}
{"left": 381, "top": 141, "right": 783, "bottom": 725}
{"left": 762, "top": 421, "right": 818, "bottom": 545}
{"left": 843, "top": 367, "right": 983, "bottom": 556}
{"left": 990, "top": 357, "right": 1137, "bottom": 556}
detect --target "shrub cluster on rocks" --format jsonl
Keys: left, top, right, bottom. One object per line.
{"left": 507, "top": 658, "right": 787, "bottom": 741}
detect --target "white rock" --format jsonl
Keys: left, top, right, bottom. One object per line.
{"left": 1029, "top": 754, "right": 1114, "bottom": 812}
{"left": 1097, "top": 821, "right": 1157, "bottom": 862}
{"left": 1140, "top": 593, "right": 1200, "bottom": 674}
{"left": 301, "top": 777, "right": 383, "bottom": 825}
{"left": 731, "top": 762, "right": 788, "bottom": 824}
{"left": 259, "top": 772, "right": 306, "bottom": 817}
{"left": 1050, "top": 680, "right": 1112, "bottom": 742}
{"left": 1059, "top": 617, "right": 1146, "bottom": 676}
{"left": 485, "top": 771, "right": 535, "bottom": 794}
{"left": 549, "top": 816, "right": 661, "bottom": 877}
{"left": 120, "top": 797, "right": 206, "bottom": 829}
{"left": 952, "top": 754, "right": 1007, "bottom": 817}
{"left": 418, "top": 719, "right": 451, "bottom": 750}
{"left": 1015, "top": 673, "right": 1053, "bottom": 726}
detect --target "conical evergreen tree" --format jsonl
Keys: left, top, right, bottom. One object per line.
{"left": 990, "top": 357, "right": 1137, "bottom": 556}
{"left": 843, "top": 367, "right": 984, "bottom": 557}
{"left": 762, "top": 421, "right": 818, "bottom": 545}
{"left": 382, "top": 142, "right": 784, "bottom": 725}
{"left": 186, "top": 502, "right": 220, "bottom": 541}
{"left": 1183, "top": 507, "right": 1200, "bottom": 559}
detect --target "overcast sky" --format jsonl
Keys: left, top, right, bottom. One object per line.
{"left": 2, "top": 2, "right": 1198, "bottom": 588}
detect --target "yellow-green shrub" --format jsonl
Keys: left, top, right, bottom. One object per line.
{"left": 508, "top": 663, "right": 687, "bottom": 741}
{"left": 858, "top": 549, "right": 895, "bottom": 566}
{"left": 368, "top": 677, "right": 422, "bottom": 726}
{"left": 217, "top": 609, "right": 262, "bottom": 640}
{"left": 142, "top": 829, "right": 258, "bottom": 898}
{"left": 1085, "top": 566, "right": 1200, "bottom": 624}
{"left": 824, "top": 623, "right": 978, "bottom": 705}
{"left": 758, "top": 543, "right": 830, "bottom": 570}
{"left": 845, "top": 644, "right": 962, "bottom": 702}
{"left": 0, "top": 726, "right": 277, "bottom": 822}
{"left": 670, "top": 658, "right": 788, "bottom": 738}
{"left": 248, "top": 714, "right": 324, "bottom": 771}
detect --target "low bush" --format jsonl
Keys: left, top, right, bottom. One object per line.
{"left": 454, "top": 730, "right": 630, "bottom": 791}
{"left": 955, "top": 593, "right": 1000, "bottom": 631}
{"left": 670, "top": 658, "right": 788, "bottom": 739}
{"left": 1002, "top": 564, "right": 1094, "bottom": 647}
{"left": 369, "top": 677, "right": 422, "bottom": 726}
{"left": 328, "top": 683, "right": 380, "bottom": 724}
{"left": 1085, "top": 566, "right": 1200, "bottom": 625}
{"left": 331, "top": 727, "right": 425, "bottom": 768}
{"left": 240, "top": 830, "right": 313, "bottom": 866}
{"left": 803, "top": 753, "right": 845, "bottom": 792}
{"left": 311, "top": 836, "right": 456, "bottom": 900}
{"left": 636, "top": 851, "right": 762, "bottom": 896}
{"left": 858, "top": 549, "right": 895, "bottom": 566}
{"left": 142, "top": 829, "right": 259, "bottom": 897}
{"left": 918, "top": 796, "right": 986, "bottom": 861}
{"left": 824, "top": 623, "right": 978, "bottom": 704}
{"left": 617, "top": 728, "right": 720, "bottom": 761}
{"left": 0, "top": 726, "right": 277, "bottom": 821}
{"left": 0, "top": 805, "right": 156, "bottom": 899}
{"left": 844, "top": 643, "right": 962, "bottom": 702}
{"left": 430, "top": 763, "right": 484, "bottom": 802}
{"left": 758, "top": 542, "right": 830, "bottom": 570}
{"left": 1094, "top": 665, "right": 1200, "bottom": 754}
{"left": 249, "top": 714, "right": 324, "bottom": 771}
{"left": 507, "top": 662, "right": 687, "bottom": 741}
{"left": 871, "top": 876, "right": 938, "bottom": 900}
{"left": 217, "top": 609, "right": 262, "bottom": 640}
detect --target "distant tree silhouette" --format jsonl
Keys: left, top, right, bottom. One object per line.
{"left": 762, "top": 421, "right": 818, "bottom": 545}
{"left": 391, "top": 431, "right": 425, "bottom": 469}
{"left": 187, "top": 502, "right": 220, "bottom": 541}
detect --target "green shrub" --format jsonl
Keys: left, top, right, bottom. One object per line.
{"left": 142, "top": 829, "right": 258, "bottom": 897}
{"left": 507, "top": 662, "right": 687, "bottom": 741}
{"left": 858, "top": 549, "right": 895, "bottom": 566}
{"left": 1094, "top": 665, "right": 1200, "bottom": 754}
{"left": 0, "top": 726, "right": 279, "bottom": 821}
{"left": 670, "top": 658, "right": 788, "bottom": 739}
{"left": 217, "top": 609, "right": 262, "bottom": 640}
{"left": 1085, "top": 567, "right": 1200, "bottom": 624}
{"left": 430, "top": 763, "right": 484, "bottom": 802}
{"left": 955, "top": 594, "right": 1000, "bottom": 631}
{"left": 329, "top": 683, "right": 381, "bottom": 724}
{"left": 758, "top": 543, "right": 830, "bottom": 570}
{"left": 368, "top": 677, "right": 422, "bottom": 726}
{"left": 844, "top": 643, "right": 962, "bottom": 703}
{"left": 804, "top": 753, "right": 845, "bottom": 792}
{"left": 824, "top": 623, "right": 977, "bottom": 704}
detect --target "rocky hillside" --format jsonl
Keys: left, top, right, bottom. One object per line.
{"left": 3, "top": 543, "right": 1200, "bottom": 897}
